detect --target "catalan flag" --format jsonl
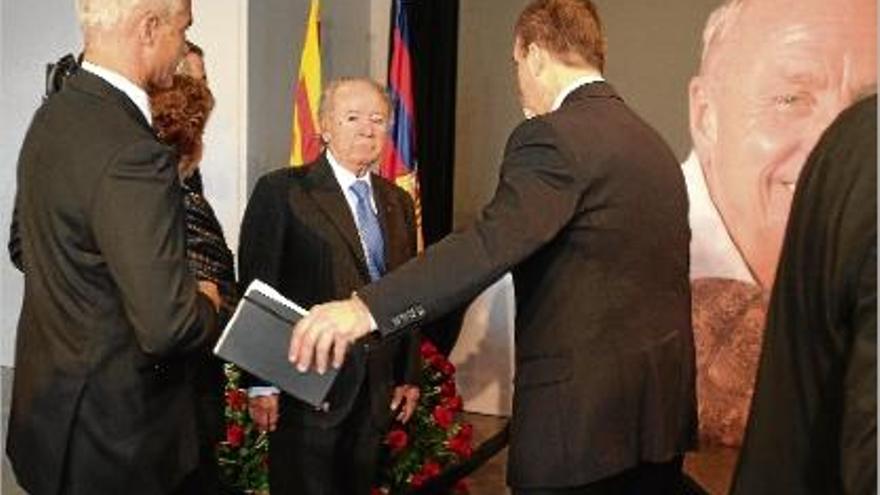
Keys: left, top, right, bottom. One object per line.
{"left": 290, "top": 0, "right": 322, "bottom": 166}
{"left": 381, "top": 0, "right": 422, "bottom": 248}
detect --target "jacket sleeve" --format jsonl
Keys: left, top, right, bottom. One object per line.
{"left": 238, "top": 173, "right": 288, "bottom": 289}
{"left": 91, "top": 139, "right": 216, "bottom": 357}
{"left": 361, "top": 118, "right": 579, "bottom": 337}
{"left": 237, "top": 172, "right": 288, "bottom": 389}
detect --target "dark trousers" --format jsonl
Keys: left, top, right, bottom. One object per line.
{"left": 268, "top": 389, "right": 383, "bottom": 495}
{"left": 513, "top": 456, "right": 684, "bottom": 495}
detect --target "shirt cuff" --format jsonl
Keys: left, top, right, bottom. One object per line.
{"left": 248, "top": 386, "right": 280, "bottom": 397}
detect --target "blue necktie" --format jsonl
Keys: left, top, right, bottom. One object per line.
{"left": 350, "top": 180, "right": 385, "bottom": 281}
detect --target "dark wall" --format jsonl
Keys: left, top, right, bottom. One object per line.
{"left": 247, "top": 0, "right": 372, "bottom": 191}
{"left": 454, "top": 0, "right": 721, "bottom": 227}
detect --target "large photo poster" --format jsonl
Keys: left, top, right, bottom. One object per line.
{"left": 686, "top": 0, "right": 876, "bottom": 448}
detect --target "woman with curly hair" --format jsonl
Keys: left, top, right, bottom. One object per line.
{"left": 150, "top": 46, "right": 238, "bottom": 494}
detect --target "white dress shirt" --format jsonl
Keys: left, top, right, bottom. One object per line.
{"left": 682, "top": 151, "right": 755, "bottom": 283}
{"left": 551, "top": 74, "right": 605, "bottom": 111}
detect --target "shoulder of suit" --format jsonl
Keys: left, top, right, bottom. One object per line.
{"left": 260, "top": 164, "right": 310, "bottom": 184}
{"left": 509, "top": 114, "right": 559, "bottom": 145}
{"left": 372, "top": 174, "right": 413, "bottom": 203}
{"left": 44, "top": 72, "right": 155, "bottom": 147}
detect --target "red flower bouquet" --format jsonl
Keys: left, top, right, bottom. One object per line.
{"left": 216, "top": 364, "right": 269, "bottom": 494}
{"left": 374, "top": 339, "right": 473, "bottom": 494}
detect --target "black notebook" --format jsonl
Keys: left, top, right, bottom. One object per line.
{"left": 214, "top": 280, "right": 339, "bottom": 408}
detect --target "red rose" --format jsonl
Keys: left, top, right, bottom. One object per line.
{"left": 439, "top": 360, "right": 456, "bottom": 376}
{"left": 432, "top": 404, "right": 454, "bottom": 429}
{"left": 447, "top": 435, "right": 473, "bottom": 459}
{"left": 386, "top": 427, "right": 408, "bottom": 453}
{"left": 409, "top": 473, "right": 428, "bottom": 488}
{"left": 420, "top": 340, "right": 439, "bottom": 359}
{"left": 429, "top": 354, "right": 446, "bottom": 370}
{"left": 454, "top": 478, "right": 469, "bottom": 494}
{"left": 422, "top": 460, "right": 442, "bottom": 478}
{"left": 440, "top": 380, "right": 457, "bottom": 398}
{"left": 456, "top": 422, "right": 474, "bottom": 442}
{"left": 370, "top": 488, "right": 385, "bottom": 495}
{"left": 442, "top": 395, "right": 463, "bottom": 412}
{"left": 225, "top": 388, "right": 247, "bottom": 411}
{"left": 225, "top": 424, "right": 244, "bottom": 448}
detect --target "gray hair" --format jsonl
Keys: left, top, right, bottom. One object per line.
{"left": 318, "top": 77, "right": 392, "bottom": 125}
{"left": 75, "top": 0, "right": 181, "bottom": 30}
{"left": 697, "top": 0, "right": 746, "bottom": 77}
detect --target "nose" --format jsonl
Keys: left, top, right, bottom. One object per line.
{"left": 360, "top": 122, "right": 376, "bottom": 137}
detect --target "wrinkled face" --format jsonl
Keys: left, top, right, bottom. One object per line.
{"left": 321, "top": 81, "right": 390, "bottom": 175}
{"left": 513, "top": 38, "right": 543, "bottom": 118}
{"left": 149, "top": 0, "right": 192, "bottom": 89}
{"left": 693, "top": 0, "right": 876, "bottom": 288}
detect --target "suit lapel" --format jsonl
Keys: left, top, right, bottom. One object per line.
{"left": 371, "top": 176, "right": 398, "bottom": 269}
{"left": 304, "top": 158, "right": 372, "bottom": 280}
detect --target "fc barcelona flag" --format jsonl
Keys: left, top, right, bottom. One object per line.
{"left": 381, "top": 0, "right": 423, "bottom": 249}
{"left": 290, "top": 0, "right": 322, "bottom": 166}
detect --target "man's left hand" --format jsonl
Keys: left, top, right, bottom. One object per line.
{"left": 391, "top": 384, "right": 420, "bottom": 423}
{"left": 289, "top": 295, "right": 373, "bottom": 374}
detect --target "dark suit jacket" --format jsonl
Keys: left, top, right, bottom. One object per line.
{"left": 732, "top": 95, "right": 877, "bottom": 495}
{"left": 237, "top": 157, "right": 420, "bottom": 429}
{"left": 6, "top": 70, "right": 217, "bottom": 495}
{"left": 360, "top": 82, "right": 697, "bottom": 488}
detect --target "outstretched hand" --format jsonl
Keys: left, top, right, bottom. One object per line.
{"left": 289, "top": 294, "right": 374, "bottom": 374}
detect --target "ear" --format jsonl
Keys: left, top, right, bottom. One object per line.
{"left": 525, "top": 42, "right": 545, "bottom": 78}
{"left": 689, "top": 76, "right": 717, "bottom": 167}
{"left": 137, "top": 11, "right": 161, "bottom": 46}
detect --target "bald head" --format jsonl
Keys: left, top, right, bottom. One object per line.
{"left": 689, "top": 0, "right": 877, "bottom": 288}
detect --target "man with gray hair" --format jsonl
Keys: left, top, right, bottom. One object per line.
{"left": 684, "top": 0, "right": 876, "bottom": 451}
{"left": 239, "top": 77, "right": 421, "bottom": 495}
{"left": 6, "top": 1, "right": 219, "bottom": 494}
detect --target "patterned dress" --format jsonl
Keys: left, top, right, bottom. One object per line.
{"left": 182, "top": 170, "right": 238, "bottom": 462}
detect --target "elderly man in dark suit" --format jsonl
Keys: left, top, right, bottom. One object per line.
{"left": 238, "top": 77, "right": 421, "bottom": 495}
{"left": 288, "top": 1, "right": 696, "bottom": 494}
{"left": 5, "top": 1, "right": 219, "bottom": 494}
{"left": 732, "top": 94, "right": 877, "bottom": 495}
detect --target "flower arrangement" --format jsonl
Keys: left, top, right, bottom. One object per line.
{"left": 374, "top": 339, "right": 473, "bottom": 494}
{"left": 216, "top": 364, "right": 270, "bottom": 494}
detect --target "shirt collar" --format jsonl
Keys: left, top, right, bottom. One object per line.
{"left": 81, "top": 60, "right": 152, "bottom": 126}
{"left": 326, "top": 151, "right": 373, "bottom": 192}
{"left": 682, "top": 151, "right": 755, "bottom": 284}
{"left": 551, "top": 74, "right": 605, "bottom": 111}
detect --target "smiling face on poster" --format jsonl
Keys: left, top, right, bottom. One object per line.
{"left": 689, "top": 0, "right": 877, "bottom": 290}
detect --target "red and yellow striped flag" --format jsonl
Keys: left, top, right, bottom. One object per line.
{"left": 290, "top": 0, "right": 322, "bottom": 166}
